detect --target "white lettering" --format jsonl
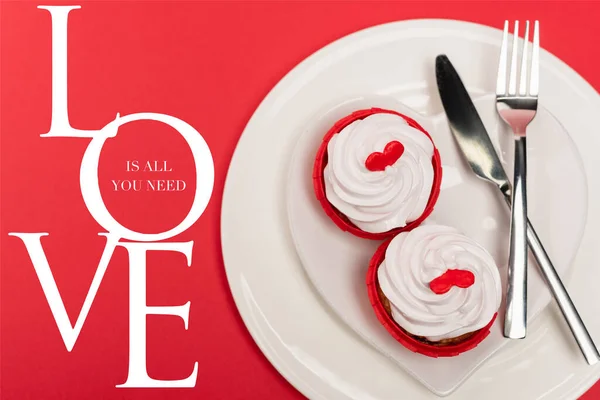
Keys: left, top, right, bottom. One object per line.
{"left": 116, "top": 241, "right": 198, "bottom": 388}
{"left": 7, "top": 233, "right": 119, "bottom": 351}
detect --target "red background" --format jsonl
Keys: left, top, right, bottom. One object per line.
{"left": 2, "top": 1, "right": 600, "bottom": 399}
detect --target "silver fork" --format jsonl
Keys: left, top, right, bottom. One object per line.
{"left": 496, "top": 20, "right": 539, "bottom": 339}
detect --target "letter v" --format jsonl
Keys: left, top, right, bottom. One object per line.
{"left": 8, "top": 232, "right": 119, "bottom": 351}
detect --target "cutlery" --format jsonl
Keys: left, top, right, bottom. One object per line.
{"left": 495, "top": 20, "right": 537, "bottom": 339}
{"left": 435, "top": 54, "right": 600, "bottom": 365}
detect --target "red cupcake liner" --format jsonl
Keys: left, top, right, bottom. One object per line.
{"left": 366, "top": 238, "right": 497, "bottom": 358}
{"left": 312, "top": 108, "right": 443, "bottom": 240}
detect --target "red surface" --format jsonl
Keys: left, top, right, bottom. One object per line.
{"left": 312, "top": 108, "right": 442, "bottom": 240}
{"left": 366, "top": 238, "right": 496, "bottom": 357}
{"left": 2, "top": 1, "right": 600, "bottom": 399}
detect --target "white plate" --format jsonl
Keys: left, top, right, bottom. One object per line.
{"left": 287, "top": 93, "right": 586, "bottom": 396}
{"left": 222, "top": 19, "right": 600, "bottom": 400}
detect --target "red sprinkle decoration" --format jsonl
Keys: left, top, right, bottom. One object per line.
{"left": 365, "top": 141, "right": 405, "bottom": 171}
{"left": 429, "top": 269, "right": 475, "bottom": 295}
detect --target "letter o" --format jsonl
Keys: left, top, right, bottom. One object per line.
{"left": 79, "top": 113, "right": 214, "bottom": 241}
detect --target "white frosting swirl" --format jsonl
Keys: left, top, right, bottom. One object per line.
{"left": 323, "top": 113, "right": 435, "bottom": 233}
{"left": 377, "top": 224, "right": 502, "bottom": 341}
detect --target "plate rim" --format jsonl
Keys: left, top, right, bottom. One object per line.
{"left": 221, "top": 18, "right": 600, "bottom": 400}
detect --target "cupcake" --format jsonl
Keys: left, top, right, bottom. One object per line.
{"left": 367, "top": 224, "right": 501, "bottom": 357}
{"left": 313, "top": 108, "right": 442, "bottom": 240}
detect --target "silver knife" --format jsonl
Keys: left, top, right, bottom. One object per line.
{"left": 435, "top": 54, "right": 600, "bottom": 365}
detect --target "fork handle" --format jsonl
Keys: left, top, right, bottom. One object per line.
{"left": 505, "top": 136, "right": 528, "bottom": 339}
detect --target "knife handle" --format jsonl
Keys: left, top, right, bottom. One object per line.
{"left": 527, "top": 221, "right": 600, "bottom": 365}
{"left": 503, "top": 194, "right": 600, "bottom": 364}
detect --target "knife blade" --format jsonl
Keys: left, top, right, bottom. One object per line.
{"left": 435, "top": 54, "right": 600, "bottom": 365}
{"left": 435, "top": 55, "right": 511, "bottom": 199}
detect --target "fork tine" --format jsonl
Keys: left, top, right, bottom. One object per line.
{"left": 518, "top": 21, "right": 530, "bottom": 96}
{"left": 496, "top": 20, "right": 509, "bottom": 95}
{"left": 530, "top": 20, "right": 540, "bottom": 96}
{"left": 508, "top": 21, "right": 519, "bottom": 95}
